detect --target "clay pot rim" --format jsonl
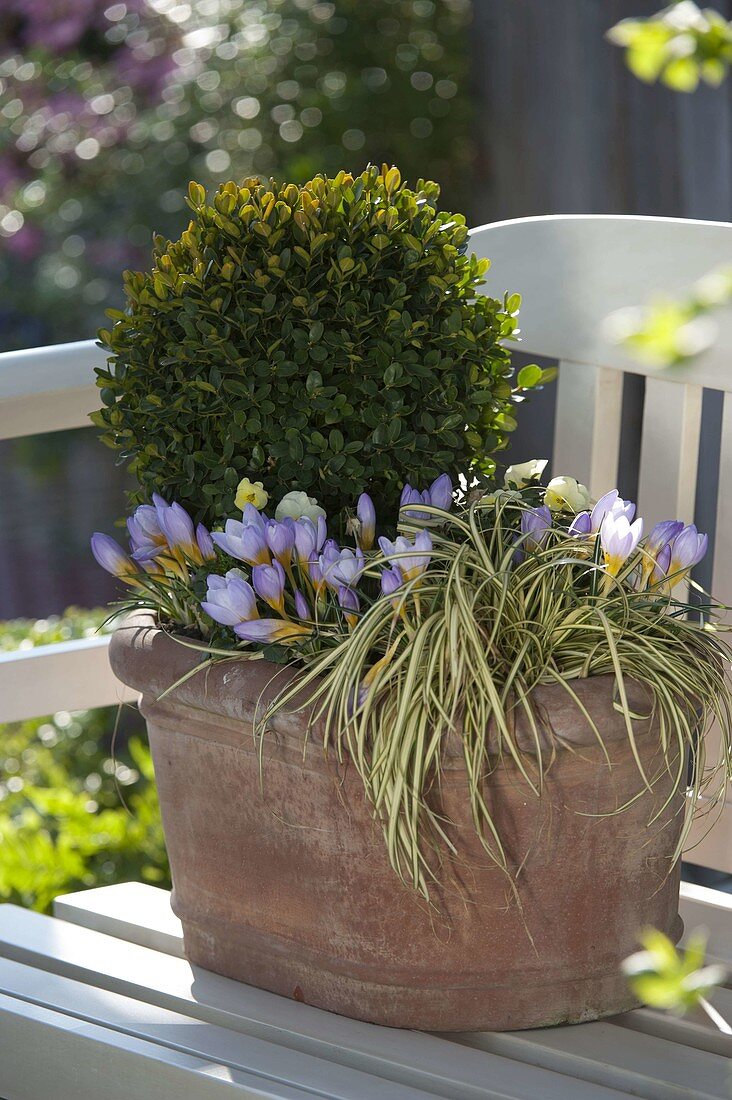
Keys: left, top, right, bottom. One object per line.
{"left": 110, "top": 610, "right": 661, "bottom": 760}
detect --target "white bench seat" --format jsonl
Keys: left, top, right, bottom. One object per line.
{"left": 0, "top": 882, "right": 727, "bottom": 1099}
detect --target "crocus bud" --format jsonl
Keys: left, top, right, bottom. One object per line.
{"left": 400, "top": 484, "right": 429, "bottom": 521}
{"left": 356, "top": 492, "right": 376, "bottom": 550}
{"left": 568, "top": 511, "right": 592, "bottom": 537}
{"left": 320, "top": 546, "right": 365, "bottom": 590}
{"left": 252, "top": 559, "right": 286, "bottom": 614}
{"left": 293, "top": 515, "right": 326, "bottom": 563}
{"left": 196, "top": 523, "right": 216, "bottom": 562}
{"left": 127, "top": 504, "right": 166, "bottom": 556}
{"left": 159, "top": 501, "right": 200, "bottom": 561}
{"left": 650, "top": 543, "right": 671, "bottom": 587}
{"left": 242, "top": 503, "right": 266, "bottom": 531}
{"left": 294, "top": 589, "right": 311, "bottom": 620}
{"left": 668, "top": 524, "right": 708, "bottom": 579}
{"left": 428, "top": 473, "right": 453, "bottom": 512}
{"left": 265, "top": 518, "right": 296, "bottom": 568}
{"left": 518, "top": 505, "right": 552, "bottom": 556}
{"left": 91, "top": 532, "right": 136, "bottom": 578}
{"left": 234, "top": 619, "right": 312, "bottom": 643}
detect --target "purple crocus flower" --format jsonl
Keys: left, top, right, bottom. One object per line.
{"left": 356, "top": 492, "right": 376, "bottom": 550}
{"left": 159, "top": 502, "right": 197, "bottom": 556}
{"left": 568, "top": 511, "right": 592, "bottom": 537}
{"left": 91, "top": 532, "right": 136, "bottom": 578}
{"left": 648, "top": 520, "right": 684, "bottom": 556}
{"left": 201, "top": 571, "right": 258, "bottom": 626}
{"left": 519, "top": 505, "right": 552, "bottom": 555}
{"left": 381, "top": 566, "right": 403, "bottom": 597}
{"left": 234, "top": 619, "right": 312, "bottom": 643}
{"left": 242, "top": 503, "right": 267, "bottom": 531}
{"left": 338, "top": 585, "right": 360, "bottom": 627}
{"left": 590, "top": 489, "right": 636, "bottom": 534}
{"left": 640, "top": 519, "right": 684, "bottom": 587}
{"left": 378, "top": 531, "right": 432, "bottom": 581}
{"left": 668, "top": 524, "right": 708, "bottom": 578}
{"left": 265, "top": 518, "right": 295, "bottom": 568}
{"left": 293, "top": 515, "right": 327, "bottom": 563}
{"left": 428, "top": 473, "right": 453, "bottom": 511}
{"left": 650, "top": 543, "right": 672, "bottom": 587}
{"left": 400, "top": 474, "right": 453, "bottom": 521}
{"left": 320, "top": 545, "right": 366, "bottom": 590}
{"left": 252, "top": 560, "right": 286, "bottom": 613}
{"left": 127, "top": 504, "right": 166, "bottom": 557}
{"left": 196, "top": 523, "right": 216, "bottom": 562}
{"left": 211, "top": 519, "right": 270, "bottom": 566}
{"left": 309, "top": 556, "right": 326, "bottom": 594}
{"left": 294, "top": 589, "right": 311, "bottom": 620}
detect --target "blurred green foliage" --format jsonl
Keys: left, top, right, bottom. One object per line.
{"left": 0, "top": 609, "right": 169, "bottom": 913}
{"left": 604, "top": 265, "right": 732, "bottom": 367}
{"left": 607, "top": 1, "right": 732, "bottom": 92}
{"left": 0, "top": 0, "right": 472, "bottom": 350}
{"left": 623, "top": 927, "right": 727, "bottom": 1015}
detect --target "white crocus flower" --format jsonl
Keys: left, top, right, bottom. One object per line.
{"left": 600, "top": 512, "right": 643, "bottom": 577}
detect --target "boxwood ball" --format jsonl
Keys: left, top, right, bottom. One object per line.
{"left": 94, "top": 166, "right": 519, "bottom": 526}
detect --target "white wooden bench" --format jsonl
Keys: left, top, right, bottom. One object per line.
{"left": 0, "top": 881, "right": 727, "bottom": 1098}
{"left": 1, "top": 214, "right": 732, "bottom": 1098}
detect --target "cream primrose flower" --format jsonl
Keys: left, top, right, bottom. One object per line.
{"left": 504, "top": 458, "right": 548, "bottom": 489}
{"left": 275, "top": 490, "right": 327, "bottom": 523}
{"left": 235, "top": 477, "right": 268, "bottom": 511}
{"left": 545, "top": 475, "right": 592, "bottom": 513}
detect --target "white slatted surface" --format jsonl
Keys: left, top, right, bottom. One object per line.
{"left": 0, "top": 882, "right": 728, "bottom": 1100}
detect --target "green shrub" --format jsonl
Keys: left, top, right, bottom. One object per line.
{"left": 0, "top": 610, "right": 168, "bottom": 913}
{"left": 94, "top": 166, "right": 524, "bottom": 525}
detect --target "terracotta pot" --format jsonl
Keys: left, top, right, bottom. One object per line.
{"left": 110, "top": 612, "right": 684, "bottom": 1031}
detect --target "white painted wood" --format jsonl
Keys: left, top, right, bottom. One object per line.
{"left": 0, "top": 338, "right": 103, "bottom": 439}
{"left": 0, "top": 957, "right": 433, "bottom": 1100}
{"left": 459, "top": 1019, "right": 731, "bottom": 1099}
{"left": 637, "top": 379, "right": 703, "bottom": 531}
{"left": 680, "top": 881, "right": 732, "bottom": 968}
{"left": 712, "top": 391, "right": 732, "bottom": 608}
{"left": 54, "top": 881, "right": 184, "bottom": 958}
{"left": 471, "top": 215, "right": 732, "bottom": 392}
{"left": 0, "top": 903, "right": 634, "bottom": 1100}
{"left": 552, "top": 360, "right": 623, "bottom": 495}
{"left": 42, "top": 884, "right": 732, "bottom": 1098}
{"left": 616, "top": 1000, "right": 732, "bottom": 1059}
{"left": 0, "top": 992, "right": 316, "bottom": 1100}
{"left": 0, "top": 635, "right": 137, "bottom": 724}
{"left": 686, "top": 798, "right": 732, "bottom": 876}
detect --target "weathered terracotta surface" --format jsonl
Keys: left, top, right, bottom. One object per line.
{"left": 110, "top": 612, "right": 684, "bottom": 1031}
